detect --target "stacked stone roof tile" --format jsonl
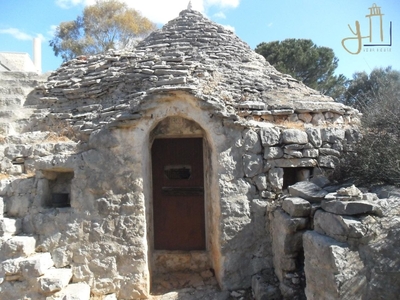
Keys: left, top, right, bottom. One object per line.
{"left": 32, "top": 9, "right": 358, "bottom": 134}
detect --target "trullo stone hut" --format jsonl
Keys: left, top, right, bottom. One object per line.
{"left": 5, "top": 7, "right": 391, "bottom": 300}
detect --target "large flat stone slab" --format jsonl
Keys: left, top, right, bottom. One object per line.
{"left": 288, "top": 181, "right": 328, "bottom": 202}
{"left": 314, "top": 210, "right": 367, "bottom": 242}
{"left": 322, "top": 200, "right": 382, "bottom": 216}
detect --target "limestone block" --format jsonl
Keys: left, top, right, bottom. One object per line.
{"left": 243, "top": 129, "right": 262, "bottom": 154}
{"left": 314, "top": 210, "right": 367, "bottom": 242}
{"left": 272, "top": 209, "right": 308, "bottom": 234}
{"left": 243, "top": 153, "right": 263, "bottom": 178}
{"left": 282, "top": 129, "right": 308, "bottom": 144}
{"left": 20, "top": 252, "right": 54, "bottom": 278}
{"left": 0, "top": 236, "right": 36, "bottom": 260}
{"left": 4, "top": 144, "right": 33, "bottom": 159}
{"left": 268, "top": 168, "right": 283, "bottom": 191}
{"left": 1, "top": 257, "right": 23, "bottom": 279}
{"left": 103, "top": 294, "right": 118, "bottom": 300}
{"left": 288, "top": 181, "right": 328, "bottom": 202}
{"left": 259, "top": 127, "right": 281, "bottom": 146}
{"left": 0, "top": 180, "right": 10, "bottom": 196}
{"left": 0, "top": 196, "right": 3, "bottom": 216}
{"left": 282, "top": 197, "right": 311, "bottom": 217}
{"left": 337, "top": 184, "right": 362, "bottom": 197}
{"left": 39, "top": 268, "right": 73, "bottom": 294}
{"left": 271, "top": 158, "right": 317, "bottom": 168}
{"left": 302, "top": 148, "right": 318, "bottom": 158}
{"left": 311, "top": 113, "right": 325, "bottom": 125}
{"left": 264, "top": 146, "right": 283, "bottom": 159}
{"left": 52, "top": 247, "right": 73, "bottom": 268}
{"left": 0, "top": 217, "right": 21, "bottom": 236}
{"left": 319, "top": 148, "right": 341, "bottom": 157}
{"left": 306, "top": 128, "right": 322, "bottom": 148}
{"left": 303, "top": 231, "right": 366, "bottom": 300}
{"left": 283, "top": 149, "right": 302, "bottom": 158}
{"left": 254, "top": 174, "right": 268, "bottom": 191}
{"left": 47, "top": 282, "right": 91, "bottom": 300}
{"left": 321, "top": 200, "right": 382, "bottom": 216}
{"left": 317, "top": 155, "right": 339, "bottom": 168}
{"left": 7, "top": 194, "right": 31, "bottom": 218}
{"left": 321, "top": 128, "right": 345, "bottom": 143}
{"left": 298, "top": 113, "right": 312, "bottom": 123}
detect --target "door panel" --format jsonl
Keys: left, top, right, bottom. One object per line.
{"left": 152, "top": 138, "right": 205, "bottom": 250}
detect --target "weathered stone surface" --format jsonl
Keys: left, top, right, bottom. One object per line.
{"left": 0, "top": 236, "right": 36, "bottom": 260}
{"left": 0, "top": 217, "right": 21, "bottom": 236}
{"left": 243, "top": 153, "right": 263, "bottom": 178}
{"left": 321, "top": 128, "right": 345, "bottom": 143}
{"left": 264, "top": 146, "right": 283, "bottom": 159}
{"left": 271, "top": 158, "right": 317, "bottom": 168}
{"left": 305, "top": 128, "right": 322, "bottom": 148}
{"left": 48, "top": 282, "right": 91, "bottom": 300}
{"left": 282, "top": 129, "right": 308, "bottom": 144}
{"left": 303, "top": 231, "right": 366, "bottom": 300}
{"left": 302, "top": 148, "right": 318, "bottom": 158}
{"left": 318, "top": 155, "right": 340, "bottom": 168}
{"left": 20, "top": 252, "right": 54, "bottom": 278}
{"left": 39, "top": 268, "right": 73, "bottom": 294}
{"left": 268, "top": 168, "right": 283, "bottom": 191}
{"left": 322, "top": 200, "right": 382, "bottom": 216}
{"left": 243, "top": 129, "right": 262, "bottom": 153}
{"left": 288, "top": 181, "right": 328, "bottom": 202}
{"left": 259, "top": 127, "right": 281, "bottom": 146}
{"left": 314, "top": 210, "right": 368, "bottom": 242}
{"left": 337, "top": 184, "right": 362, "bottom": 197}
{"left": 282, "top": 197, "right": 311, "bottom": 217}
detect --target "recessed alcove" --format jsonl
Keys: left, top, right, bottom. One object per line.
{"left": 42, "top": 170, "right": 74, "bottom": 208}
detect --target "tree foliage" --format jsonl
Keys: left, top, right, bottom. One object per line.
{"left": 255, "top": 39, "right": 347, "bottom": 99}
{"left": 336, "top": 67, "right": 400, "bottom": 186}
{"left": 50, "top": 0, "right": 156, "bottom": 61}
{"left": 343, "top": 67, "right": 400, "bottom": 112}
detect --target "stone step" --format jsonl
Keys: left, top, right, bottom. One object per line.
{"left": 46, "top": 282, "right": 91, "bottom": 300}
{"left": 39, "top": 268, "right": 73, "bottom": 295}
{"left": 20, "top": 252, "right": 54, "bottom": 278}
{"left": 0, "top": 217, "right": 22, "bottom": 237}
{"left": 0, "top": 235, "right": 36, "bottom": 260}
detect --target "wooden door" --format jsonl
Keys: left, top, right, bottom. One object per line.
{"left": 152, "top": 138, "right": 205, "bottom": 250}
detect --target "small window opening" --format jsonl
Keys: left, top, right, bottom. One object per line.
{"left": 283, "top": 168, "right": 313, "bottom": 189}
{"left": 43, "top": 170, "right": 74, "bottom": 208}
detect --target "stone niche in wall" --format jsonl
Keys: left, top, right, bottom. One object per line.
{"left": 42, "top": 170, "right": 74, "bottom": 208}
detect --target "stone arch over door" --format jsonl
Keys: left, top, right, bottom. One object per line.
{"left": 148, "top": 116, "right": 217, "bottom": 292}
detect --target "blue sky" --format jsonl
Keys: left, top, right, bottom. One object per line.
{"left": 0, "top": 0, "right": 399, "bottom": 78}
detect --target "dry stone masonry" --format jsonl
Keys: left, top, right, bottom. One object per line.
{"left": 0, "top": 7, "right": 399, "bottom": 300}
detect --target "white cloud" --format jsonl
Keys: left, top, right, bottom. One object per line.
{"left": 213, "top": 12, "right": 226, "bottom": 19}
{"left": 0, "top": 28, "right": 33, "bottom": 41}
{"left": 55, "top": 0, "right": 89, "bottom": 9}
{"left": 54, "top": 0, "right": 241, "bottom": 24}
{"left": 206, "top": 0, "right": 239, "bottom": 8}
{"left": 221, "top": 24, "right": 235, "bottom": 32}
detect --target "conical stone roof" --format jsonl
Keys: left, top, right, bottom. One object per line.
{"left": 34, "top": 8, "right": 357, "bottom": 131}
